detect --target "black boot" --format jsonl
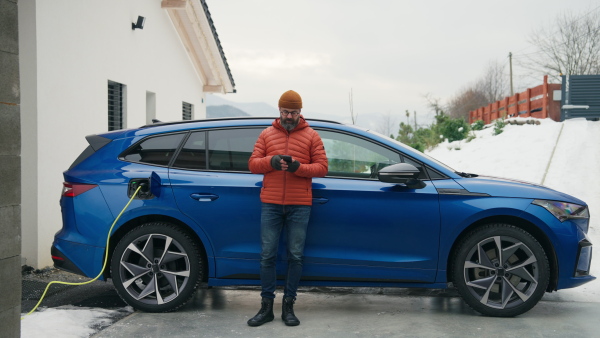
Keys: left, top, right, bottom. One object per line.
{"left": 282, "top": 296, "right": 300, "bottom": 326}
{"left": 247, "top": 297, "right": 274, "bottom": 327}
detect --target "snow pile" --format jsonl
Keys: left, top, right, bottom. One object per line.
{"left": 427, "top": 118, "right": 563, "bottom": 184}
{"left": 20, "top": 306, "right": 132, "bottom": 338}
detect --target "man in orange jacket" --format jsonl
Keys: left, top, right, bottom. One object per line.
{"left": 247, "top": 90, "right": 328, "bottom": 327}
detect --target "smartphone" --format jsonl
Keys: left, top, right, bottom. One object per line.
{"left": 281, "top": 155, "right": 292, "bottom": 163}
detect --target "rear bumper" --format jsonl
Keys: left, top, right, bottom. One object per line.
{"left": 51, "top": 246, "right": 85, "bottom": 276}
{"left": 51, "top": 237, "right": 106, "bottom": 280}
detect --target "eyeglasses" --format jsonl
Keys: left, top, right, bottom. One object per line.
{"left": 280, "top": 110, "right": 300, "bottom": 117}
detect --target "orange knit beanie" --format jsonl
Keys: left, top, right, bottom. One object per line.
{"left": 278, "top": 90, "right": 302, "bottom": 109}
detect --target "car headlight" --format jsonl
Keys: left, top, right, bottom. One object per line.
{"left": 532, "top": 199, "right": 590, "bottom": 232}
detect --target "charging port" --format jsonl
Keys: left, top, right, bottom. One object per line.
{"left": 128, "top": 178, "right": 154, "bottom": 199}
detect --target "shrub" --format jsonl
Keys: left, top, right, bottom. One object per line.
{"left": 393, "top": 112, "right": 472, "bottom": 151}
{"left": 471, "top": 119, "right": 485, "bottom": 131}
{"left": 493, "top": 118, "right": 506, "bottom": 135}
{"left": 439, "top": 118, "right": 470, "bottom": 142}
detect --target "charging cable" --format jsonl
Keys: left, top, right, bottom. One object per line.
{"left": 22, "top": 185, "right": 142, "bottom": 319}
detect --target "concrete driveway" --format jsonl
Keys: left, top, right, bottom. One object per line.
{"left": 93, "top": 287, "right": 600, "bottom": 338}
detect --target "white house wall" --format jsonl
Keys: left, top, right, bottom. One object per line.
{"left": 20, "top": 0, "right": 208, "bottom": 268}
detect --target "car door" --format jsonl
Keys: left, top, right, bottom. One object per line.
{"left": 303, "top": 129, "right": 441, "bottom": 283}
{"left": 169, "top": 127, "right": 277, "bottom": 279}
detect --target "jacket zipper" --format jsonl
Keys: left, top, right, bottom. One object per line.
{"left": 282, "top": 131, "right": 290, "bottom": 204}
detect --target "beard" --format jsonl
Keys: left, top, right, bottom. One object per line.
{"left": 281, "top": 118, "right": 299, "bottom": 131}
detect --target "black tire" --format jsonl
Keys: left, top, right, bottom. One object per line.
{"left": 110, "top": 222, "right": 203, "bottom": 312}
{"left": 452, "top": 224, "right": 550, "bottom": 317}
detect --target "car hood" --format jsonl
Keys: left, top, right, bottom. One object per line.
{"left": 455, "top": 175, "right": 587, "bottom": 205}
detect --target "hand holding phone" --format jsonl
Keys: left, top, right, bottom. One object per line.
{"left": 281, "top": 155, "right": 292, "bottom": 163}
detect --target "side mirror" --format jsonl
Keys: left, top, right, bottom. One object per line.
{"left": 377, "top": 163, "right": 426, "bottom": 189}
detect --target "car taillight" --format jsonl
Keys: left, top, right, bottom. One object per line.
{"left": 62, "top": 182, "right": 98, "bottom": 197}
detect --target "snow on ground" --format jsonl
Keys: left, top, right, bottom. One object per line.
{"left": 427, "top": 118, "right": 564, "bottom": 184}
{"left": 427, "top": 117, "right": 600, "bottom": 302}
{"left": 20, "top": 117, "right": 600, "bottom": 336}
{"left": 20, "top": 306, "right": 133, "bottom": 338}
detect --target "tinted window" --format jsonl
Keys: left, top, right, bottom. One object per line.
{"left": 318, "top": 130, "right": 401, "bottom": 179}
{"left": 121, "top": 133, "right": 185, "bottom": 166}
{"left": 426, "top": 166, "right": 446, "bottom": 180}
{"left": 402, "top": 156, "right": 429, "bottom": 180}
{"left": 172, "top": 131, "right": 206, "bottom": 169}
{"left": 208, "top": 128, "right": 263, "bottom": 171}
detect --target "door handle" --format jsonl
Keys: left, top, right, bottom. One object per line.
{"left": 190, "top": 193, "right": 219, "bottom": 202}
{"left": 312, "top": 197, "right": 329, "bottom": 204}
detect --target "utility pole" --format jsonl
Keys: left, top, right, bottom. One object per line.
{"left": 414, "top": 110, "right": 417, "bottom": 130}
{"left": 509, "top": 52, "right": 514, "bottom": 96}
{"left": 349, "top": 88, "right": 356, "bottom": 125}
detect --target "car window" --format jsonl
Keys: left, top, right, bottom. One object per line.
{"left": 172, "top": 131, "right": 206, "bottom": 170}
{"left": 317, "top": 130, "right": 401, "bottom": 179}
{"left": 121, "top": 133, "right": 186, "bottom": 166}
{"left": 208, "top": 128, "right": 263, "bottom": 171}
{"left": 401, "top": 155, "right": 429, "bottom": 180}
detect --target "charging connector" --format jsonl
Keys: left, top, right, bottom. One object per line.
{"left": 128, "top": 178, "right": 153, "bottom": 199}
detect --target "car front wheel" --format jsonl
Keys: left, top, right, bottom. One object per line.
{"left": 452, "top": 224, "right": 550, "bottom": 317}
{"left": 111, "top": 222, "right": 202, "bottom": 312}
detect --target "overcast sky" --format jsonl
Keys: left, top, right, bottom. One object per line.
{"left": 207, "top": 0, "right": 598, "bottom": 127}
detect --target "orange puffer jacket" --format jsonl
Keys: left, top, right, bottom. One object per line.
{"left": 249, "top": 117, "right": 328, "bottom": 205}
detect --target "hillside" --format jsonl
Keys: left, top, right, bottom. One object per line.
{"left": 206, "top": 104, "right": 251, "bottom": 118}
{"left": 206, "top": 94, "right": 278, "bottom": 117}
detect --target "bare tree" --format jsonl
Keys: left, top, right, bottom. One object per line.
{"left": 446, "top": 86, "right": 489, "bottom": 120}
{"left": 520, "top": 10, "right": 600, "bottom": 81}
{"left": 423, "top": 93, "right": 443, "bottom": 116}
{"left": 478, "top": 60, "right": 508, "bottom": 103}
{"left": 376, "top": 110, "right": 398, "bottom": 138}
{"left": 445, "top": 60, "right": 508, "bottom": 120}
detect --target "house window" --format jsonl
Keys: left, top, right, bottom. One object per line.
{"left": 108, "top": 81, "right": 125, "bottom": 131}
{"left": 183, "top": 102, "right": 193, "bottom": 120}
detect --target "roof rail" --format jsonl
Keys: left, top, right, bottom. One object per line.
{"left": 140, "top": 116, "right": 342, "bottom": 129}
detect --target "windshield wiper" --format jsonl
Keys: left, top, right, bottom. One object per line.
{"left": 456, "top": 172, "right": 478, "bottom": 178}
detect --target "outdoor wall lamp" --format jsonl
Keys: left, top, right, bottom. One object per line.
{"left": 132, "top": 16, "right": 145, "bottom": 30}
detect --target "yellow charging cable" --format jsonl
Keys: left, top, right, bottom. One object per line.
{"left": 22, "top": 185, "right": 142, "bottom": 319}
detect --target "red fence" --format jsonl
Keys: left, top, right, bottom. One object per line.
{"left": 469, "top": 75, "right": 561, "bottom": 124}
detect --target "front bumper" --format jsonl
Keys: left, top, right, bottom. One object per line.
{"left": 575, "top": 238, "right": 593, "bottom": 277}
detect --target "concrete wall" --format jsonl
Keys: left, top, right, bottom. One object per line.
{"left": 0, "top": 0, "right": 22, "bottom": 336}
{"left": 19, "top": 0, "right": 208, "bottom": 268}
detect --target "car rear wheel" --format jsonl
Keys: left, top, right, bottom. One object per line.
{"left": 111, "top": 222, "right": 203, "bottom": 312}
{"left": 452, "top": 224, "right": 550, "bottom": 317}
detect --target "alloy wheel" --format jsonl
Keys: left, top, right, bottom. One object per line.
{"left": 118, "top": 233, "right": 191, "bottom": 305}
{"left": 463, "top": 235, "right": 540, "bottom": 310}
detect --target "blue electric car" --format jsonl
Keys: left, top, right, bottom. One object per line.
{"left": 53, "top": 117, "right": 594, "bottom": 317}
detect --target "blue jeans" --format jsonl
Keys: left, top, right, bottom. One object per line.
{"left": 259, "top": 203, "right": 311, "bottom": 299}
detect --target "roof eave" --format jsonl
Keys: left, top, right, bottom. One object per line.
{"left": 162, "top": 0, "right": 236, "bottom": 94}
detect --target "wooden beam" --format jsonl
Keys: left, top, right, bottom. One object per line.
{"left": 161, "top": 0, "right": 187, "bottom": 9}
{"left": 203, "top": 85, "right": 223, "bottom": 93}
